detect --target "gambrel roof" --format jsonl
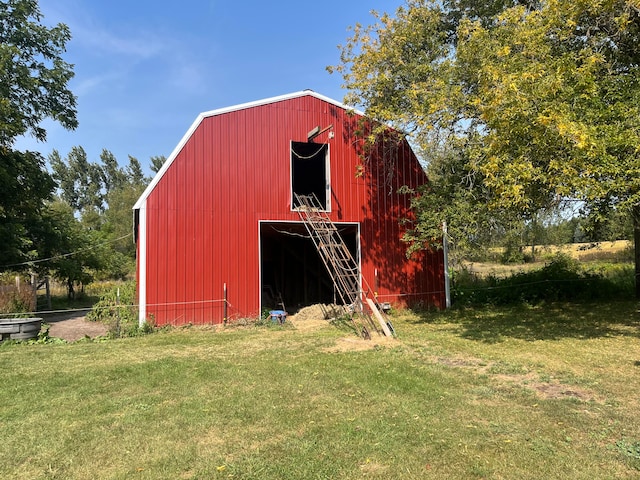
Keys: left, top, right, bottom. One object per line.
{"left": 133, "top": 90, "right": 362, "bottom": 211}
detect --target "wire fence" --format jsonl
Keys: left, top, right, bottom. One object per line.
{"left": 0, "top": 268, "right": 634, "bottom": 320}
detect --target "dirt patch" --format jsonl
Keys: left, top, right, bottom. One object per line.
{"left": 530, "top": 382, "right": 595, "bottom": 401}
{"left": 42, "top": 312, "right": 109, "bottom": 342}
{"left": 432, "top": 354, "right": 599, "bottom": 402}
{"left": 325, "top": 335, "right": 396, "bottom": 353}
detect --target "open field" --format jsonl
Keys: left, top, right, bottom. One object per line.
{"left": 1, "top": 301, "right": 639, "bottom": 479}
{"left": 465, "top": 240, "right": 633, "bottom": 278}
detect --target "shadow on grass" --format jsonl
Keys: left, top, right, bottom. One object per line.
{"left": 409, "top": 301, "right": 640, "bottom": 344}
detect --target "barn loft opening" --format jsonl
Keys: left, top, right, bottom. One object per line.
{"left": 259, "top": 221, "right": 358, "bottom": 313}
{"left": 291, "top": 141, "right": 329, "bottom": 210}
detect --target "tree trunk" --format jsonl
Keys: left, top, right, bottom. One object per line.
{"left": 634, "top": 206, "right": 640, "bottom": 299}
{"left": 67, "top": 278, "right": 75, "bottom": 300}
{"left": 530, "top": 214, "right": 538, "bottom": 262}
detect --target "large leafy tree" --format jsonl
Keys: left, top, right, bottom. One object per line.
{"left": 0, "top": 0, "right": 76, "bottom": 270}
{"left": 334, "top": 0, "right": 640, "bottom": 296}
{"left": 101, "top": 153, "right": 149, "bottom": 271}
{"left": 331, "top": 0, "right": 554, "bottom": 261}
{"left": 32, "top": 200, "right": 103, "bottom": 298}
{"left": 459, "top": 0, "right": 640, "bottom": 294}
{"left": 0, "top": 0, "right": 76, "bottom": 146}
{"left": 49, "top": 147, "right": 151, "bottom": 281}
{"left": 51, "top": 148, "right": 149, "bottom": 220}
{"left": 50, "top": 146, "right": 105, "bottom": 216}
{"left": 0, "top": 149, "right": 54, "bottom": 266}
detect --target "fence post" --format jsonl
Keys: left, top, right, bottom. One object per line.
{"left": 223, "top": 283, "right": 228, "bottom": 325}
{"left": 45, "top": 277, "right": 51, "bottom": 310}
{"left": 30, "top": 274, "right": 37, "bottom": 312}
{"left": 116, "top": 287, "right": 121, "bottom": 337}
{"left": 443, "top": 222, "right": 451, "bottom": 309}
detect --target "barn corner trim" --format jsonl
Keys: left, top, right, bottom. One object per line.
{"left": 137, "top": 199, "right": 147, "bottom": 327}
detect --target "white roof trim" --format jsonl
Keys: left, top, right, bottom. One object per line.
{"left": 133, "top": 90, "right": 361, "bottom": 210}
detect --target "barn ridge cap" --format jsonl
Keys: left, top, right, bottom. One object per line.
{"left": 132, "top": 90, "right": 361, "bottom": 212}
{"left": 198, "top": 90, "right": 364, "bottom": 119}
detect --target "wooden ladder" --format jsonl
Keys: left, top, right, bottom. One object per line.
{"left": 294, "top": 193, "right": 393, "bottom": 338}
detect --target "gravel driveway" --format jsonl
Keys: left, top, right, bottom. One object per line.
{"left": 41, "top": 311, "right": 109, "bottom": 342}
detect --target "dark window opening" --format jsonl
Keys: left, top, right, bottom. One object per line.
{"left": 260, "top": 222, "right": 358, "bottom": 313}
{"left": 291, "top": 141, "right": 328, "bottom": 210}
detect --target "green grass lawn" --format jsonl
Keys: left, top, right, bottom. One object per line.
{"left": 1, "top": 301, "right": 639, "bottom": 479}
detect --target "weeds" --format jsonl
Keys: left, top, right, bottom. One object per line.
{"left": 0, "top": 282, "right": 35, "bottom": 318}
{"left": 0, "top": 323, "right": 66, "bottom": 347}
{"left": 615, "top": 439, "right": 640, "bottom": 460}
{"left": 452, "top": 253, "right": 634, "bottom": 306}
{"left": 614, "top": 439, "right": 640, "bottom": 471}
{"left": 86, "top": 281, "right": 147, "bottom": 338}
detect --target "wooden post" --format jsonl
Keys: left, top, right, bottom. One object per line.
{"left": 30, "top": 273, "right": 37, "bottom": 312}
{"left": 223, "top": 283, "right": 228, "bottom": 325}
{"left": 45, "top": 277, "right": 51, "bottom": 310}
{"left": 366, "top": 298, "right": 393, "bottom": 337}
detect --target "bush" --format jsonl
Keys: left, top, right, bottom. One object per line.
{"left": 86, "top": 281, "right": 150, "bottom": 337}
{"left": 452, "top": 253, "right": 634, "bottom": 306}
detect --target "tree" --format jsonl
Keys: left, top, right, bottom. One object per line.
{"left": 150, "top": 155, "right": 166, "bottom": 174}
{"left": 100, "top": 155, "right": 148, "bottom": 275}
{"left": 331, "top": 0, "right": 559, "bottom": 262}
{"left": 125, "top": 155, "right": 147, "bottom": 186}
{"left": 334, "top": 0, "right": 640, "bottom": 296}
{"left": 0, "top": 149, "right": 54, "bottom": 267}
{"left": 0, "top": 0, "right": 76, "bottom": 270}
{"left": 0, "top": 0, "right": 77, "bottom": 147}
{"left": 399, "top": 135, "right": 503, "bottom": 262}
{"left": 100, "top": 148, "right": 127, "bottom": 192}
{"left": 50, "top": 146, "right": 104, "bottom": 214}
{"left": 48, "top": 147, "right": 152, "bottom": 280}
{"left": 51, "top": 148, "right": 149, "bottom": 213}
{"left": 455, "top": 0, "right": 640, "bottom": 294}
{"left": 33, "top": 200, "right": 104, "bottom": 298}
{"left": 102, "top": 182, "right": 145, "bottom": 262}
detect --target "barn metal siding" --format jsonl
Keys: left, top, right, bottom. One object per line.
{"left": 140, "top": 93, "right": 444, "bottom": 326}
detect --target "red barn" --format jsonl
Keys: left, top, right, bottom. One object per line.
{"left": 133, "top": 91, "right": 445, "bottom": 327}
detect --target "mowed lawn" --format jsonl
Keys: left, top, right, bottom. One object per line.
{"left": 1, "top": 301, "right": 639, "bottom": 479}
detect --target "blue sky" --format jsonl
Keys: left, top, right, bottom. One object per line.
{"left": 15, "top": 0, "right": 405, "bottom": 175}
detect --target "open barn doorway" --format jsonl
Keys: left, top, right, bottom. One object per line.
{"left": 259, "top": 221, "right": 359, "bottom": 314}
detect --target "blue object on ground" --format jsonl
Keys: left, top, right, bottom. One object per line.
{"left": 269, "top": 310, "right": 287, "bottom": 324}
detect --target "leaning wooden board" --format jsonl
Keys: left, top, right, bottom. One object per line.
{"left": 366, "top": 298, "right": 393, "bottom": 337}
